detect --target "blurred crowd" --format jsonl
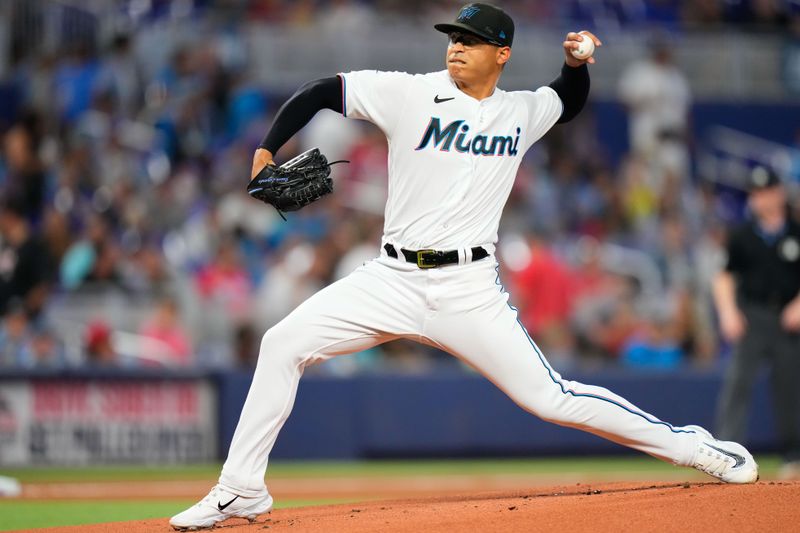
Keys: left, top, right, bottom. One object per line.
{"left": 62, "top": 0, "right": 800, "bottom": 32}
{"left": 0, "top": 0, "right": 798, "bottom": 373}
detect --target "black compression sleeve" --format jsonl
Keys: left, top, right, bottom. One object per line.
{"left": 259, "top": 75, "right": 344, "bottom": 154}
{"left": 548, "top": 63, "right": 589, "bottom": 124}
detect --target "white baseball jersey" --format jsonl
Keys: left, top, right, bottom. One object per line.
{"left": 340, "top": 70, "right": 562, "bottom": 250}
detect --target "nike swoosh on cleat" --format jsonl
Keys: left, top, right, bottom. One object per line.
{"left": 217, "top": 495, "right": 239, "bottom": 511}
{"left": 705, "top": 443, "right": 746, "bottom": 468}
{"left": 434, "top": 95, "right": 455, "bottom": 104}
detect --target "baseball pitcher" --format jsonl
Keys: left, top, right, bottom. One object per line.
{"left": 171, "top": 4, "right": 758, "bottom": 530}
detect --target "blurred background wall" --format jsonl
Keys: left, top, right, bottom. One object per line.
{"left": 0, "top": 0, "right": 799, "bottom": 463}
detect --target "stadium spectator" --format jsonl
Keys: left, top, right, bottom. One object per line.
{"left": 25, "top": 326, "right": 66, "bottom": 369}
{"left": 619, "top": 155, "right": 659, "bottom": 231}
{"left": 254, "top": 240, "right": 330, "bottom": 330}
{"left": 83, "top": 319, "right": 119, "bottom": 367}
{"left": 121, "top": 244, "right": 171, "bottom": 294}
{"left": 0, "top": 199, "right": 51, "bottom": 319}
{"left": 59, "top": 213, "right": 121, "bottom": 290}
{"left": 620, "top": 299, "right": 686, "bottom": 370}
{"left": 195, "top": 239, "right": 253, "bottom": 323}
{"left": 187, "top": 238, "right": 255, "bottom": 366}
{"left": 0, "top": 301, "right": 33, "bottom": 367}
{"left": 569, "top": 238, "right": 632, "bottom": 359}
{"left": 1, "top": 118, "right": 47, "bottom": 222}
{"left": 655, "top": 214, "right": 693, "bottom": 289}
{"left": 53, "top": 42, "right": 103, "bottom": 125}
{"left": 97, "top": 33, "right": 144, "bottom": 119}
{"left": 138, "top": 295, "right": 192, "bottom": 366}
{"left": 40, "top": 207, "right": 73, "bottom": 269}
{"left": 512, "top": 234, "right": 576, "bottom": 362}
{"left": 232, "top": 324, "right": 258, "bottom": 369}
{"left": 583, "top": 278, "right": 642, "bottom": 360}
{"left": 618, "top": 34, "right": 691, "bottom": 183}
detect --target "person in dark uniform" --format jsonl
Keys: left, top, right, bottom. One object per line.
{"left": 713, "top": 165, "right": 800, "bottom": 479}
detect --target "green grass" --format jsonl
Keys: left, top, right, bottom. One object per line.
{"left": 2, "top": 455, "right": 782, "bottom": 483}
{"left": 0, "top": 456, "right": 782, "bottom": 531}
{"left": 0, "top": 498, "right": 355, "bottom": 531}
{"left": 0, "top": 500, "right": 194, "bottom": 531}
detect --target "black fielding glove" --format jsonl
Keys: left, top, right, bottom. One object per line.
{"left": 246, "top": 148, "right": 347, "bottom": 219}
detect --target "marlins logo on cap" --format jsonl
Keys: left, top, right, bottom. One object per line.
{"left": 458, "top": 5, "right": 481, "bottom": 20}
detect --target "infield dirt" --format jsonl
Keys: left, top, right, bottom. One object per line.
{"left": 18, "top": 481, "right": 800, "bottom": 533}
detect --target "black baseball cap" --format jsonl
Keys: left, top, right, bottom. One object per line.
{"left": 434, "top": 3, "right": 514, "bottom": 48}
{"left": 748, "top": 166, "right": 781, "bottom": 191}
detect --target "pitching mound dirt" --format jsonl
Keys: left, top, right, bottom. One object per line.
{"left": 21, "top": 481, "right": 800, "bottom": 533}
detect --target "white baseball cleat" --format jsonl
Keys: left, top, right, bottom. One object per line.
{"left": 686, "top": 425, "right": 759, "bottom": 484}
{"left": 169, "top": 484, "right": 273, "bottom": 531}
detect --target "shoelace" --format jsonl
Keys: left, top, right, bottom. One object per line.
{"left": 697, "top": 445, "right": 734, "bottom": 476}
{"left": 198, "top": 485, "right": 223, "bottom": 507}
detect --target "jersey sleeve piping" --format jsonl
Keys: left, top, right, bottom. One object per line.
{"left": 338, "top": 73, "right": 347, "bottom": 117}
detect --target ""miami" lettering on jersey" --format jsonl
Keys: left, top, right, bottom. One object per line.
{"left": 414, "top": 117, "right": 521, "bottom": 156}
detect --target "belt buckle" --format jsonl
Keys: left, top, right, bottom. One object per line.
{"left": 416, "top": 249, "right": 437, "bottom": 269}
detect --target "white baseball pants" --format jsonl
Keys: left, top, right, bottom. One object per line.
{"left": 219, "top": 251, "right": 700, "bottom": 496}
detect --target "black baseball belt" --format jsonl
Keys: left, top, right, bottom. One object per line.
{"left": 384, "top": 243, "right": 489, "bottom": 269}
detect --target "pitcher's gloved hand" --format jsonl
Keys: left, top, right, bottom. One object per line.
{"left": 246, "top": 148, "right": 347, "bottom": 219}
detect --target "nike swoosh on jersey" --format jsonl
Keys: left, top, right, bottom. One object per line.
{"left": 705, "top": 443, "right": 746, "bottom": 468}
{"left": 434, "top": 95, "right": 455, "bottom": 104}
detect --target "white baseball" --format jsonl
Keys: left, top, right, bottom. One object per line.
{"left": 571, "top": 33, "right": 595, "bottom": 60}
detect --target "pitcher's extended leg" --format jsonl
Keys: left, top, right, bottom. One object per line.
{"left": 219, "top": 260, "right": 421, "bottom": 495}
{"left": 425, "top": 263, "right": 698, "bottom": 465}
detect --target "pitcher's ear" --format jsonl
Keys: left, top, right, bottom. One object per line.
{"left": 497, "top": 46, "right": 511, "bottom": 66}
